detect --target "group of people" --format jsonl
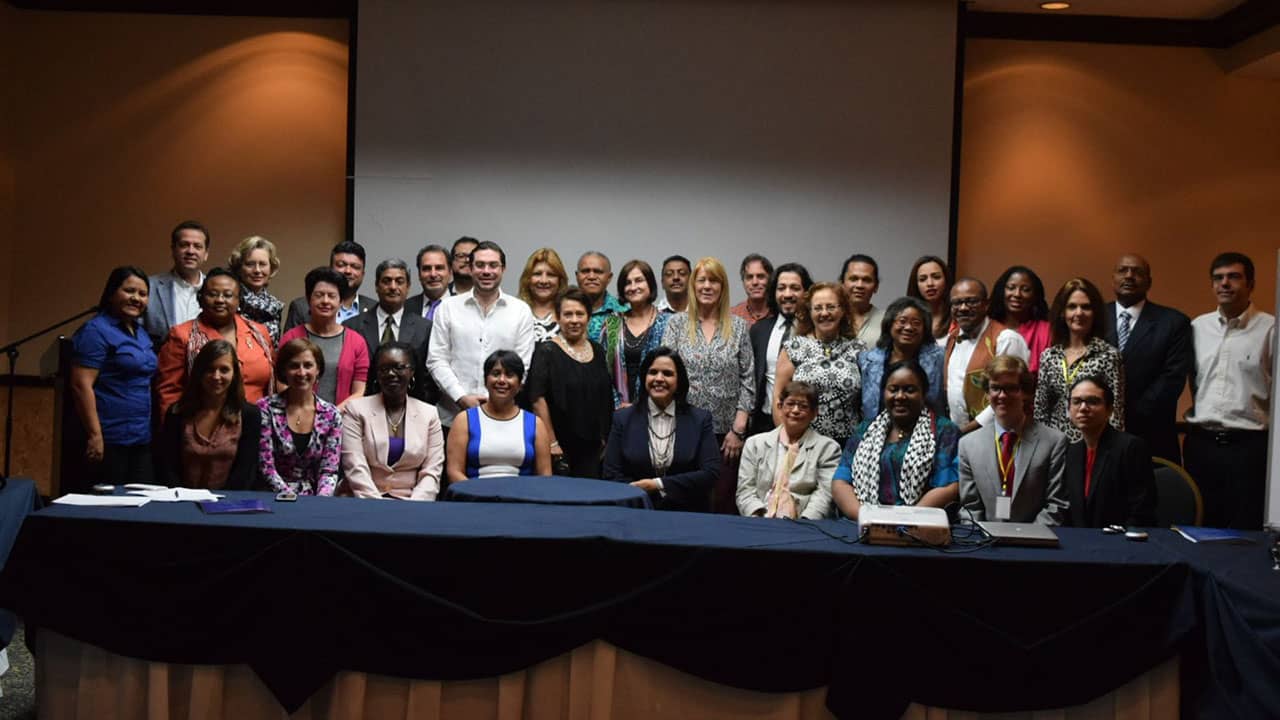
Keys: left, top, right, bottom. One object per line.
{"left": 68, "top": 220, "right": 1275, "bottom": 529}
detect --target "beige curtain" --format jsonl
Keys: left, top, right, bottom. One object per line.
{"left": 37, "top": 631, "right": 1177, "bottom": 720}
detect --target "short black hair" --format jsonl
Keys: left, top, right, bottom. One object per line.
{"left": 452, "top": 236, "right": 480, "bottom": 255}
{"left": 470, "top": 240, "right": 507, "bottom": 267}
{"left": 1070, "top": 373, "right": 1114, "bottom": 407}
{"left": 766, "top": 262, "right": 813, "bottom": 315}
{"left": 170, "top": 220, "right": 210, "bottom": 249}
{"left": 881, "top": 359, "right": 930, "bottom": 400}
{"left": 374, "top": 340, "right": 419, "bottom": 371}
{"left": 483, "top": 349, "right": 524, "bottom": 379}
{"left": 637, "top": 346, "right": 690, "bottom": 409}
{"left": 304, "top": 266, "right": 348, "bottom": 298}
{"left": 98, "top": 265, "right": 150, "bottom": 311}
{"left": 838, "top": 254, "right": 879, "bottom": 284}
{"left": 416, "top": 244, "right": 450, "bottom": 269}
{"left": 199, "top": 267, "right": 239, "bottom": 295}
{"left": 661, "top": 255, "right": 691, "bottom": 272}
{"left": 329, "top": 241, "right": 366, "bottom": 264}
{"left": 739, "top": 253, "right": 774, "bottom": 280}
{"left": 1210, "top": 251, "right": 1255, "bottom": 286}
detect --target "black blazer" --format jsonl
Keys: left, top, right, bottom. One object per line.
{"left": 603, "top": 403, "right": 720, "bottom": 512}
{"left": 748, "top": 314, "right": 782, "bottom": 433}
{"left": 1064, "top": 426, "right": 1157, "bottom": 528}
{"left": 283, "top": 294, "right": 377, "bottom": 334}
{"left": 154, "top": 406, "right": 262, "bottom": 490}
{"left": 343, "top": 309, "right": 436, "bottom": 403}
{"left": 1101, "top": 300, "right": 1191, "bottom": 464}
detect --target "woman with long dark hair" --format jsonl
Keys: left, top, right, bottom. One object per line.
{"left": 1034, "top": 278, "right": 1125, "bottom": 442}
{"left": 988, "top": 265, "right": 1052, "bottom": 373}
{"left": 155, "top": 339, "right": 262, "bottom": 490}
{"left": 906, "top": 255, "right": 953, "bottom": 341}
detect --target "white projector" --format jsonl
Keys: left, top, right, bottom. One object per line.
{"left": 858, "top": 505, "right": 951, "bottom": 547}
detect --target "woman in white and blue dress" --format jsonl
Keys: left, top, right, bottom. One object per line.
{"left": 446, "top": 350, "right": 552, "bottom": 481}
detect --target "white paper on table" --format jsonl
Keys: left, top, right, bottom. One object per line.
{"left": 122, "top": 483, "right": 168, "bottom": 491}
{"left": 127, "top": 488, "right": 224, "bottom": 503}
{"left": 53, "top": 494, "right": 152, "bottom": 507}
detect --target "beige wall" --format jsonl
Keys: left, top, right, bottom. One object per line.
{"left": 958, "top": 39, "right": 1280, "bottom": 318}
{"left": 1, "top": 6, "right": 349, "bottom": 374}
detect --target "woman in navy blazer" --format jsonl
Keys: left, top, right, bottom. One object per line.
{"left": 604, "top": 347, "right": 720, "bottom": 512}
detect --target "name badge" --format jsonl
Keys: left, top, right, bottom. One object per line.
{"left": 995, "top": 495, "right": 1012, "bottom": 521}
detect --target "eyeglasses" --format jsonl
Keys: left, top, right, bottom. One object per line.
{"left": 781, "top": 400, "right": 812, "bottom": 411}
{"left": 988, "top": 384, "right": 1022, "bottom": 396}
{"left": 377, "top": 364, "right": 414, "bottom": 376}
{"left": 1069, "top": 396, "right": 1106, "bottom": 408}
{"left": 951, "top": 297, "right": 984, "bottom": 308}
{"left": 810, "top": 304, "right": 840, "bottom": 314}
{"left": 893, "top": 317, "right": 924, "bottom": 328}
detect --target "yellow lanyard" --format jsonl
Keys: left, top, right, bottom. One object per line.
{"left": 994, "top": 431, "right": 1021, "bottom": 495}
{"left": 1061, "top": 355, "right": 1084, "bottom": 387}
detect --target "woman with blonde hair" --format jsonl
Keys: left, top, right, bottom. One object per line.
{"left": 517, "top": 247, "right": 570, "bottom": 342}
{"left": 228, "top": 235, "right": 283, "bottom": 346}
{"left": 661, "top": 256, "right": 754, "bottom": 513}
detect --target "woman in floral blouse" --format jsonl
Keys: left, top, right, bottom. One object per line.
{"left": 257, "top": 338, "right": 342, "bottom": 495}
{"left": 1034, "top": 277, "right": 1125, "bottom": 443}
{"left": 228, "top": 235, "right": 284, "bottom": 346}
{"left": 661, "top": 257, "right": 754, "bottom": 513}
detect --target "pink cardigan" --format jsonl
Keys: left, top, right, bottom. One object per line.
{"left": 278, "top": 325, "right": 369, "bottom": 405}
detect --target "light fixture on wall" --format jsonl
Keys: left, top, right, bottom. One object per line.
{"left": 1039, "top": 1, "right": 1071, "bottom": 8}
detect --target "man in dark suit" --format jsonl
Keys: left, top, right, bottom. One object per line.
{"left": 284, "top": 241, "right": 376, "bottom": 332}
{"left": 1064, "top": 374, "right": 1156, "bottom": 528}
{"left": 748, "top": 262, "right": 812, "bottom": 435}
{"left": 1100, "top": 254, "right": 1191, "bottom": 464}
{"left": 404, "top": 244, "right": 452, "bottom": 321}
{"left": 343, "top": 258, "right": 435, "bottom": 403}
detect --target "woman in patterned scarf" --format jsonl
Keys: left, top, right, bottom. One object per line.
{"left": 831, "top": 359, "right": 960, "bottom": 520}
{"left": 228, "top": 235, "right": 284, "bottom": 346}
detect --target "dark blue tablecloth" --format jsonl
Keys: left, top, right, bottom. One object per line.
{"left": 444, "top": 475, "right": 651, "bottom": 509}
{"left": 0, "top": 477, "right": 40, "bottom": 648}
{"left": 0, "top": 492, "right": 1276, "bottom": 719}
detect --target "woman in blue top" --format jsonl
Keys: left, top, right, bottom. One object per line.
{"left": 832, "top": 359, "right": 959, "bottom": 520}
{"left": 69, "top": 266, "right": 159, "bottom": 492}
{"left": 856, "top": 296, "right": 944, "bottom": 421}
{"left": 446, "top": 350, "right": 552, "bottom": 481}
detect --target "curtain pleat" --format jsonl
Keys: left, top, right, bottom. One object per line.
{"left": 36, "top": 631, "right": 1176, "bottom": 720}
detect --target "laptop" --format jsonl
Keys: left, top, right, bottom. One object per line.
{"left": 977, "top": 521, "right": 1060, "bottom": 547}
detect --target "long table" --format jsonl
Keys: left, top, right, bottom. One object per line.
{"left": 1, "top": 492, "right": 1277, "bottom": 718}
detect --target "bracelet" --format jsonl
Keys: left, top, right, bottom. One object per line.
{"left": 730, "top": 428, "right": 746, "bottom": 440}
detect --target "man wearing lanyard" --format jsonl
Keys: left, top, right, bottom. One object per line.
{"left": 959, "top": 354, "right": 1068, "bottom": 524}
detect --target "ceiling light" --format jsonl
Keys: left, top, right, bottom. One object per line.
{"left": 1039, "top": 2, "right": 1071, "bottom": 8}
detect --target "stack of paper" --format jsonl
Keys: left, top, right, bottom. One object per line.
{"left": 127, "top": 488, "right": 224, "bottom": 503}
{"left": 53, "top": 494, "right": 152, "bottom": 507}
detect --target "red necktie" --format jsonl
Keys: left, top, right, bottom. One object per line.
{"left": 999, "top": 431, "right": 1017, "bottom": 496}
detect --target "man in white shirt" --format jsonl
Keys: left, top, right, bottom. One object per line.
{"left": 839, "top": 254, "right": 886, "bottom": 347}
{"left": 428, "top": 241, "right": 536, "bottom": 429}
{"left": 943, "top": 278, "right": 1029, "bottom": 434}
{"left": 144, "top": 220, "right": 209, "bottom": 348}
{"left": 655, "top": 255, "right": 691, "bottom": 314}
{"left": 1184, "top": 252, "right": 1275, "bottom": 529}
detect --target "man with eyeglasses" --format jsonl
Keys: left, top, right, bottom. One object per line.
{"left": 284, "top": 241, "right": 376, "bottom": 332}
{"left": 576, "top": 251, "right": 628, "bottom": 339}
{"left": 959, "top": 354, "right": 1067, "bottom": 524}
{"left": 943, "top": 279, "right": 1029, "bottom": 434}
{"left": 447, "top": 236, "right": 479, "bottom": 295}
{"left": 344, "top": 258, "right": 435, "bottom": 403}
{"left": 1063, "top": 375, "right": 1156, "bottom": 528}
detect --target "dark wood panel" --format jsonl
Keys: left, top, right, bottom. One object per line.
{"left": 967, "top": 0, "right": 1280, "bottom": 48}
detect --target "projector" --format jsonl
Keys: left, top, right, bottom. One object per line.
{"left": 858, "top": 505, "right": 951, "bottom": 547}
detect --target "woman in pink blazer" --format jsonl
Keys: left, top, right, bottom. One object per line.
{"left": 340, "top": 342, "right": 444, "bottom": 500}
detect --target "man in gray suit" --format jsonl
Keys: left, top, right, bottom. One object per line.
{"left": 343, "top": 258, "right": 435, "bottom": 403}
{"left": 143, "top": 220, "right": 210, "bottom": 348}
{"left": 959, "top": 354, "right": 1069, "bottom": 525}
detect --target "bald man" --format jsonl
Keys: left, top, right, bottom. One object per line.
{"left": 1101, "top": 254, "right": 1191, "bottom": 465}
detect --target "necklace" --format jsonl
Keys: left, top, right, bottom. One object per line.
{"left": 556, "top": 334, "right": 592, "bottom": 362}
{"left": 818, "top": 335, "right": 841, "bottom": 358}
{"left": 385, "top": 406, "right": 407, "bottom": 434}
{"left": 623, "top": 320, "right": 652, "bottom": 351}
{"left": 746, "top": 303, "right": 768, "bottom": 322}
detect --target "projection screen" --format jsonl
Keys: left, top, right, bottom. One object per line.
{"left": 353, "top": 0, "right": 958, "bottom": 302}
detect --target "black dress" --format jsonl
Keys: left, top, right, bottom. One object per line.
{"left": 526, "top": 339, "right": 613, "bottom": 478}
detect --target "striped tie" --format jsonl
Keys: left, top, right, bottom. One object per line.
{"left": 1117, "top": 311, "right": 1131, "bottom": 352}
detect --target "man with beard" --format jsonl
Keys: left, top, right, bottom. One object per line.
{"left": 447, "top": 236, "right": 478, "bottom": 295}
{"left": 748, "top": 263, "right": 812, "bottom": 434}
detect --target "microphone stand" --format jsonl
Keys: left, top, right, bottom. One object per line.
{"left": 0, "top": 306, "right": 98, "bottom": 490}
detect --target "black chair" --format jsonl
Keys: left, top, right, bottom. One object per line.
{"left": 1152, "top": 456, "right": 1202, "bottom": 527}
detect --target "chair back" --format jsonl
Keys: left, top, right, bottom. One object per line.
{"left": 1152, "top": 456, "right": 1202, "bottom": 527}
